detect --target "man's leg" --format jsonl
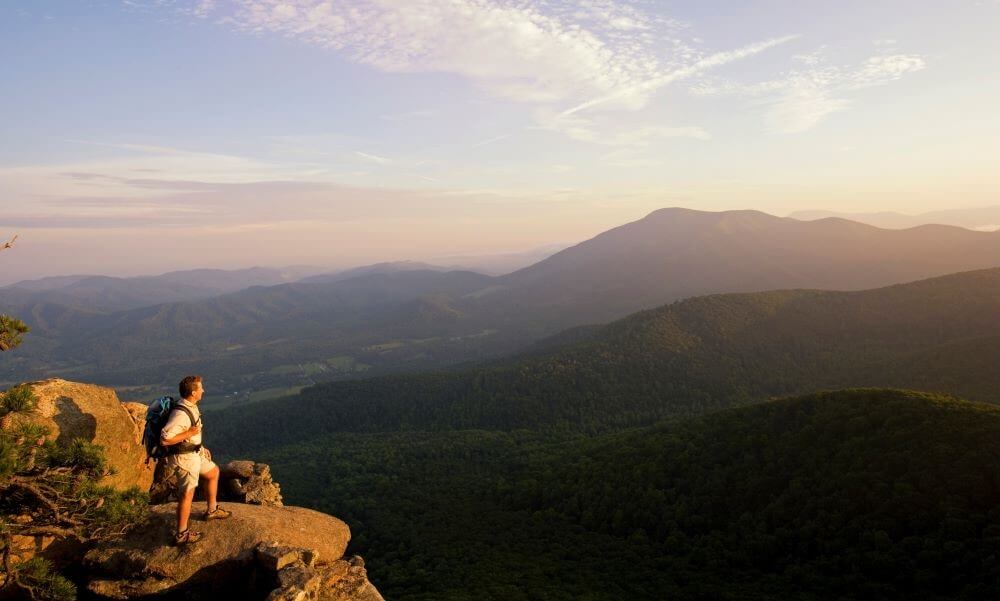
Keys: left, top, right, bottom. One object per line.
{"left": 177, "top": 486, "right": 196, "bottom": 533}
{"left": 203, "top": 465, "right": 220, "bottom": 513}
{"left": 200, "top": 461, "right": 231, "bottom": 519}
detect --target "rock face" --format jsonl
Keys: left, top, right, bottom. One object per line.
{"left": 121, "top": 401, "right": 148, "bottom": 443}
{"left": 221, "top": 460, "right": 284, "bottom": 506}
{"left": 3, "top": 379, "right": 154, "bottom": 491}
{"left": 258, "top": 547, "right": 385, "bottom": 601}
{"left": 1, "top": 380, "right": 382, "bottom": 601}
{"left": 85, "top": 503, "right": 360, "bottom": 600}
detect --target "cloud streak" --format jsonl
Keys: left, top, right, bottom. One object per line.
{"left": 692, "top": 50, "right": 927, "bottom": 133}
{"left": 185, "top": 2, "right": 792, "bottom": 119}
{"left": 205, "top": 0, "right": 667, "bottom": 106}
{"left": 559, "top": 34, "right": 800, "bottom": 117}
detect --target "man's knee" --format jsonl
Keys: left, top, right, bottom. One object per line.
{"left": 204, "top": 466, "right": 220, "bottom": 480}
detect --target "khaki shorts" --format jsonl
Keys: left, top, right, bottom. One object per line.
{"left": 164, "top": 448, "right": 218, "bottom": 492}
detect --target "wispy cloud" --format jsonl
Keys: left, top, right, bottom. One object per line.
{"left": 530, "top": 113, "right": 710, "bottom": 147}
{"left": 470, "top": 134, "right": 512, "bottom": 149}
{"left": 559, "top": 34, "right": 800, "bottom": 117}
{"left": 354, "top": 150, "right": 391, "bottom": 165}
{"left": 177, "top": 1, "right": 790, "bottom": 134}
{"left": 692, "top": 50, "right": 927, "bottom": 133}
{"left": 199, "top": 0, "right": 668, "bottom": 106}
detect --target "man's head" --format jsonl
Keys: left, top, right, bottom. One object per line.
{"left": 178, "top": 375, "right": 204, "bottom": 402}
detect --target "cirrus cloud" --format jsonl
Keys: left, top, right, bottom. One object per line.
{"left": 692, "top": 50, "right": 927, "bottom": 133}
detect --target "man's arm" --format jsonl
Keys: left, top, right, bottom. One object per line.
{"left": 160, "top": 409, "right": 201, "bottom": 446}
{"left": 161, "top": 423, "right": 201, "bottom": 446}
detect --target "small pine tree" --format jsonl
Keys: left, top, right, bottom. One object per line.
{"left": 0, "top": 315, "right": 29, "bottom": 353}
{"left": 0, "top": 234, "right": 29, "bottom": 353}
{"left": 0, "top": 385, "right": 35, "bottom": 414}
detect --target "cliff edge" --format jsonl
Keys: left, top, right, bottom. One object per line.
{"left": 0, "top": 379, "right": 383, "bottom": 601}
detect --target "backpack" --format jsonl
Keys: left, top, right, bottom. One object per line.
{"left": 142, "top": 396, "right": 198, "bottom": 464}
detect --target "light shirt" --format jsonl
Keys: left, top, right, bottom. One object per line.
{"left": 159, "top": 398, "right": 203, "bottom": 446}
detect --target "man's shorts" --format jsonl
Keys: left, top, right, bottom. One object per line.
{"left": 164, "top": 448, "right": 218, "bottom": 492}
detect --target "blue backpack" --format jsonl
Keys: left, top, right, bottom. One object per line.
{"left": 142, "top": 396, "right": 197, "bottom": 464}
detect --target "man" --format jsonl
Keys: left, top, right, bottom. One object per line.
{"left": 160, "top": 375, "right": 231, "bottom": 544}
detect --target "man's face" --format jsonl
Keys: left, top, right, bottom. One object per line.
{"left": 191, "top": 381, "right": 204, "bottom": 402}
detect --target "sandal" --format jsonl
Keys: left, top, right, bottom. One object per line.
{"left": 205, "top": 505, "right": 232, "bottom": 521}
{"left": 174, "top": 528, "right": 202, "bottom": 546}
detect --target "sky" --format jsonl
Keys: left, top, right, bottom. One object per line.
{"left": 1, "top": 0, "right": 999, "bottom": 283}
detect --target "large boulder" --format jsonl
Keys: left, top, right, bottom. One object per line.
{"left": 220, "top": 460, "right": 284, "bottom": 506}
{"left": 85, "top": 503, "right": 353, "bottom": 599}
{"left": 2, "top": 379, "right": 153, "bottom": 491}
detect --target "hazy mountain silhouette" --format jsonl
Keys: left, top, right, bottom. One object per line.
{"left": 7, "top": 208, "right": 1000, "bottom": 389}
{"left": 790, "top": 205, "right": 1000, "bottom": 231}
{"left": 1, "top": 266, "right": 322, "bottom": 313}
{"left": 478, "top": 207, "right": 1000, "bottom": 328}
{"left": 299, "top": 261, "right": 459, "bottom": 284}
{"left": 433, "top": 243, "right": 573, "bottom": 276}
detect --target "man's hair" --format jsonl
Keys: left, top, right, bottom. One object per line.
{"left": 179, "top": 375, "right": 202, "bottom": 399}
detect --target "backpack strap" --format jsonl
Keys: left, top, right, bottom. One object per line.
{"left": 171, "top": 404, "right": 200, "bottom": 429}
{"left": 164, "top": 404, "right": 203, "bottom": 455}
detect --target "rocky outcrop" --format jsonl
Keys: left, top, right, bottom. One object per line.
{"left": 121, "top": 401, "right": 148, "bottom": 443}
{"left": 221, "top": 460, "right": 284, "bottom": 506}
{"left": 1, "top": 380, "right": 383, "bottom": 601}
{"left": 257, "top": 544, "right": 384, "bottom": 601}
{"left": 1, "top": 379, "right": 154, "bottom": 491}
{"left": 84, "top": 502, "right": 385, "bottom": 600}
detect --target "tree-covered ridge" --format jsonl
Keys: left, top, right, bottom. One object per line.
{"left": 507, "top": 389, "right": 1000, "bottom": 599}
{"left": 212, "top": 267, "right": 1000, "bottom": 444}
{"left": 228, "top": 389, "right": 1000, "bottom": 600}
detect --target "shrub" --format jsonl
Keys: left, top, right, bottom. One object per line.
{"left": 0, "top": 314, "right": 29, "bottom": 352}
{"left": 0, "top": 385, "right": 35, "bottom": 414}
{"left": 42, "top": 439, "right": 108, "bottom": 476}
{"left": 7, "top": 557, "right": 76, "bottom": 601}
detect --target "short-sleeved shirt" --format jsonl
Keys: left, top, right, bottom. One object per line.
{"left": 160, "top": 398, "right": 202, "bottom": 446}
{"left": 159, "top": 398, "right": 215, "bottom": 491}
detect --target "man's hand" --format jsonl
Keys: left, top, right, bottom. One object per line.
{"left": 161, "top": 423, "right": 201, "bottom": 446}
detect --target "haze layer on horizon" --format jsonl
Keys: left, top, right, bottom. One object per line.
{"left": 2, "top": 0, "right": 998, "bottom": 284}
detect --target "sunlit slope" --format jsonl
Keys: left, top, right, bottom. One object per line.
{"left": 213, "top": 267, "right": 1000, "bottom": 444}
{"left": 487, "top": 207, "right": 1000, "bottom": 326}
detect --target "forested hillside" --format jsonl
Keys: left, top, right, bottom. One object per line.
{"left": 216, "top": 389, "right": 1000, "bottom": 600}
{"left": 212, "top": 267, "right": 1000, "bottom": 446}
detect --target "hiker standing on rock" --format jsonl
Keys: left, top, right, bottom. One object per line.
{"left": 160, "top": 375, "right": 231, "bottom": 544}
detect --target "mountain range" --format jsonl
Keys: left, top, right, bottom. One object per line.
{"left": 7, "top": 208, "right": 1000, "bottom": 600}
{"left": 201, "top": 248, "right": 1000, "bottom": 600}
{"left": 4, "top": 208, "right": 1000, "bottom": 396}
{"left": 789, "top": 205, "right": 1000, "bottom": 231}
{"left": 212, "top": 266, "right": 1000, "bottom": 445}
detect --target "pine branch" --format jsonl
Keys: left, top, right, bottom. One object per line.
{"left": 6, "top": 480, "right": 83, "bottom": 527}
